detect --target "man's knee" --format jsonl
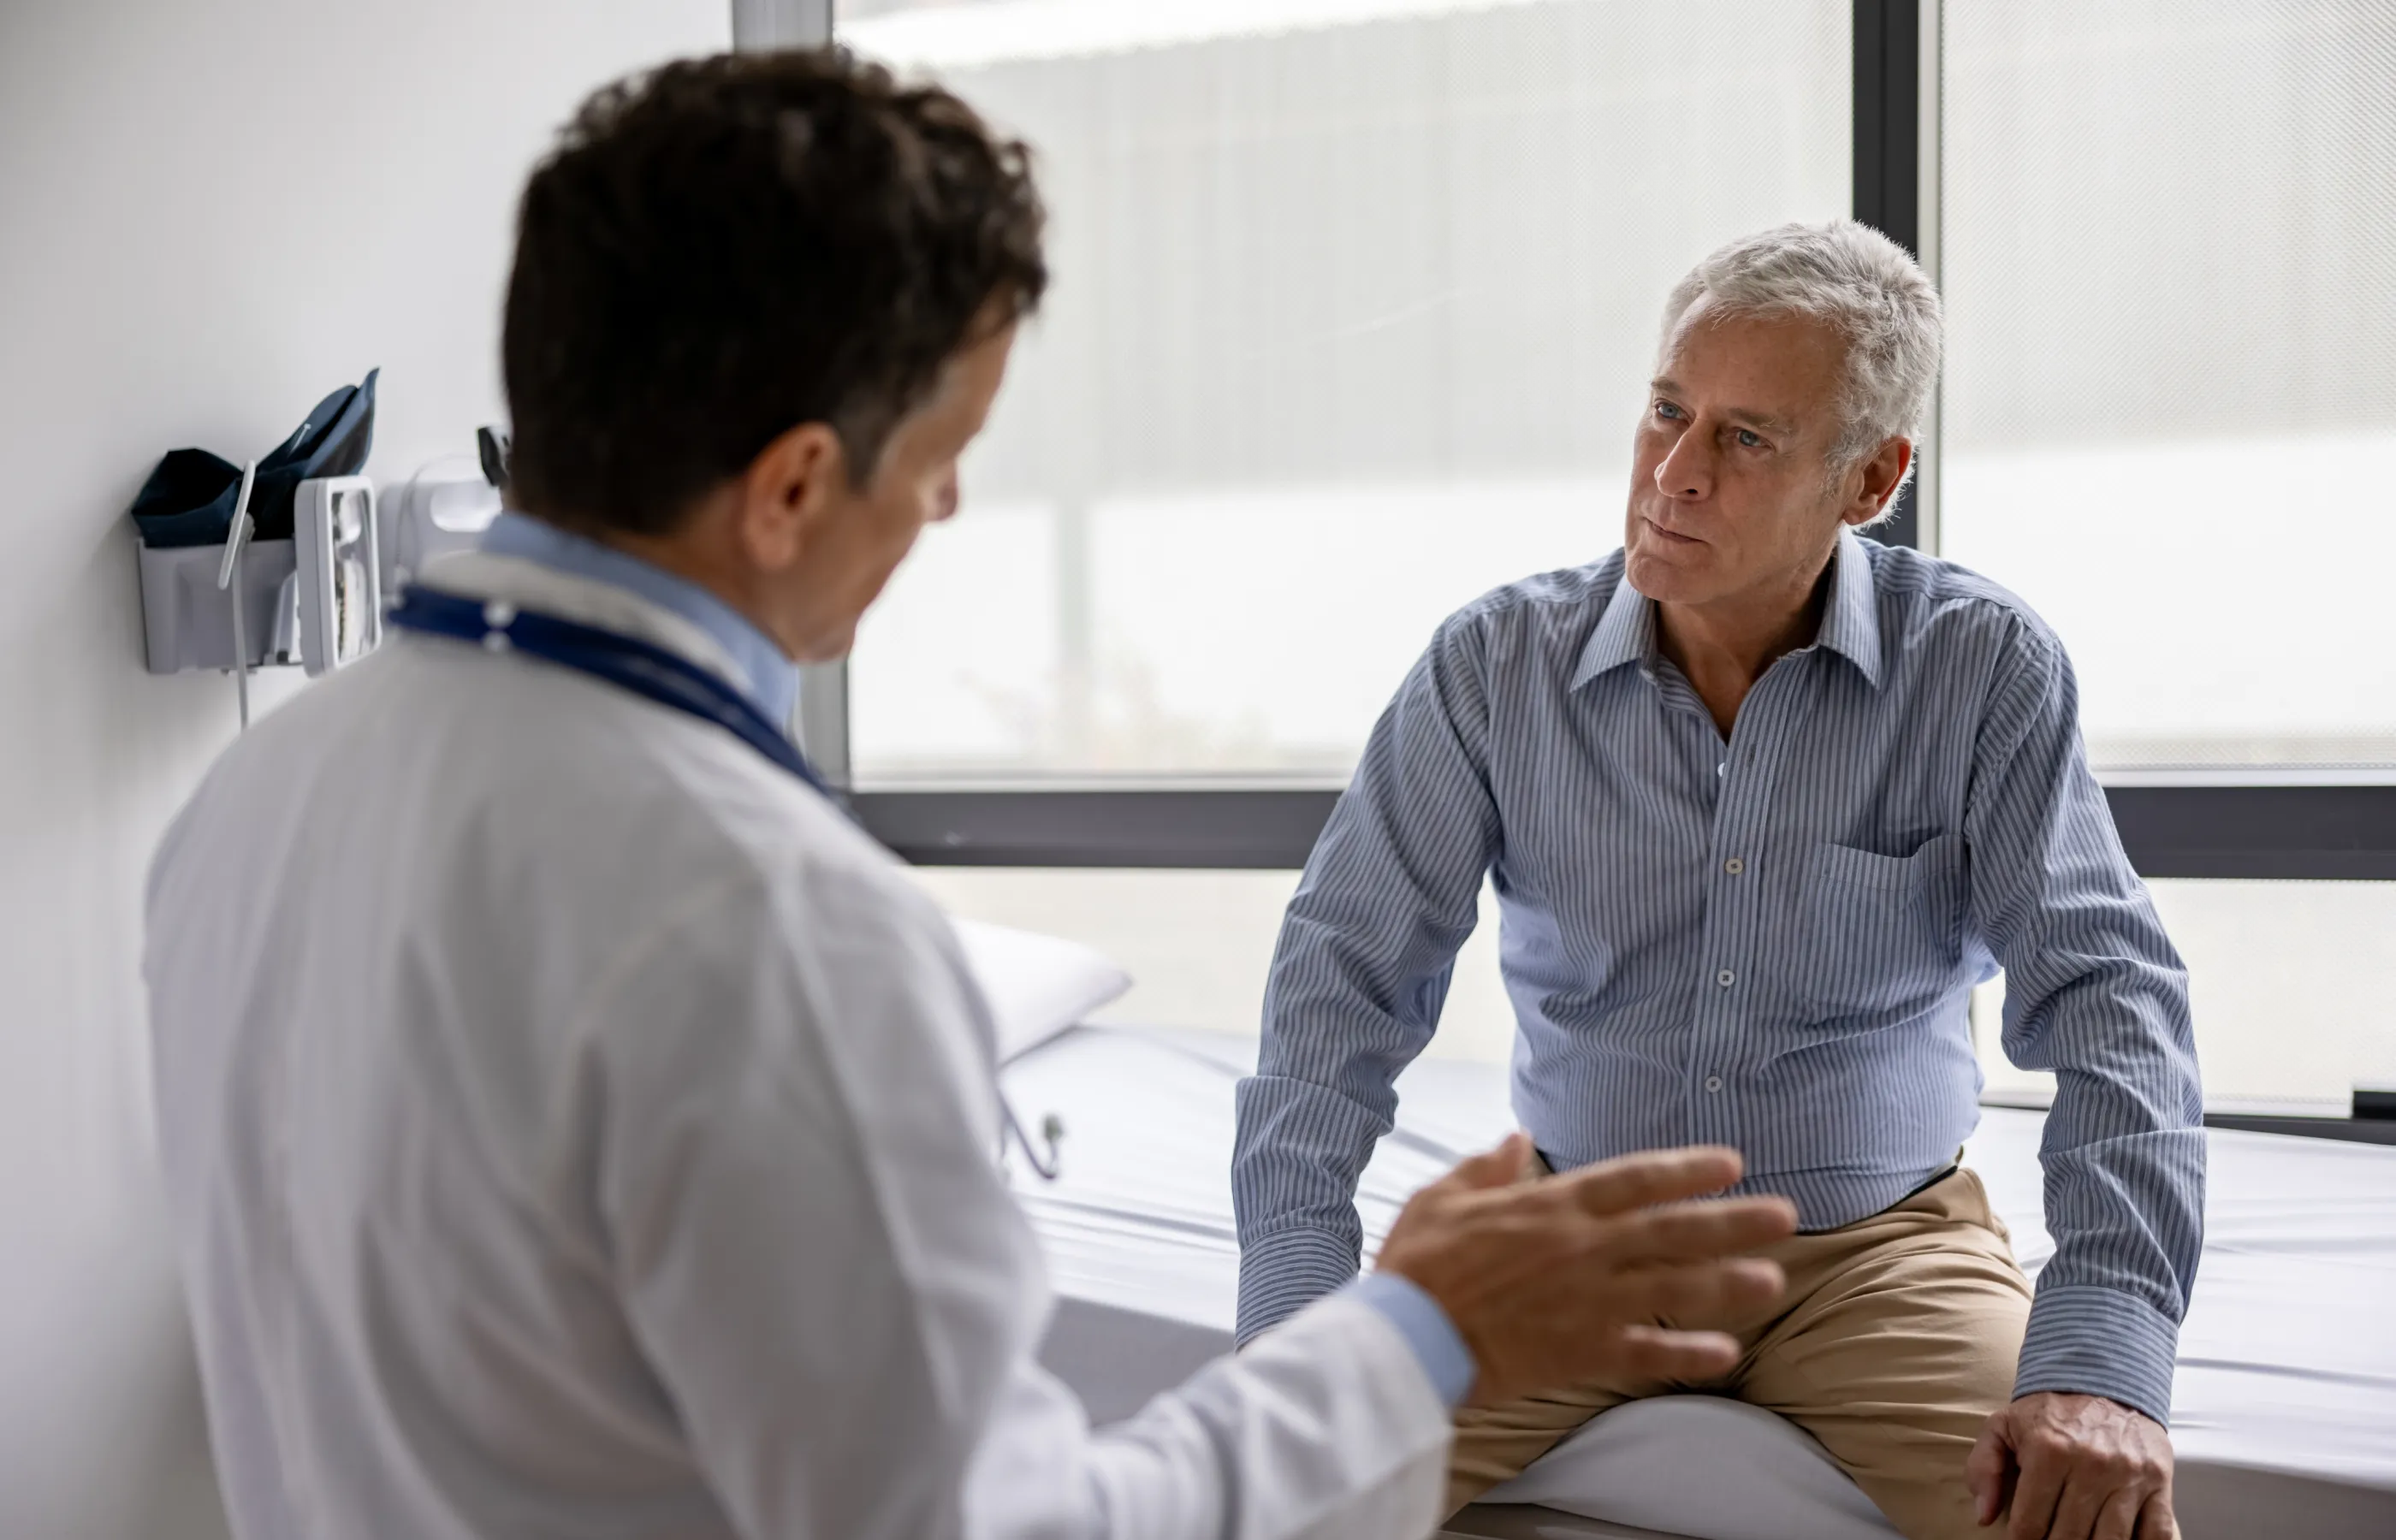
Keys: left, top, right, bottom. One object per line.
{"left": 1740, "top": 1189, "right": 2033, "bottom": 1540}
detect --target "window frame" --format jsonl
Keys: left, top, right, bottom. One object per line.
{"left": 765, "top": 0, "right": 2396, "bottom": 886}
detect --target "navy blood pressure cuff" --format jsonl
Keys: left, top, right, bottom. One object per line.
{"left": 130, "top": 369, "right": 378, "bottom": 548}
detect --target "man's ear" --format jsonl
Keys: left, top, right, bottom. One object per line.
{"left": 1842, "top": 437, "right": 1914, "bottom": 528}
{"left": 736, "top": 421, "right": 849, "bottom": 572}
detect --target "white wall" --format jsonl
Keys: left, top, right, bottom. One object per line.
{"left": 0, "top": 3, "right": 728, "bottom": 1531}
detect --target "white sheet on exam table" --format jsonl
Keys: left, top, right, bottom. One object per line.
{"left": 999, "top": 1024, "right": 2396, "bottom": 1520}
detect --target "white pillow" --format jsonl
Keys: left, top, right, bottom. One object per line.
{"left": 952, "top": 917, "right": 1134, "bottom": 1062}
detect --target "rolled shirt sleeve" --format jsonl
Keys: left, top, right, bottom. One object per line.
{"left": 1232, "top": 616, "right": 1503, "bottom": 1346}
{"left": 1965, "top": 621, "right": 2206, "bottom": 1425}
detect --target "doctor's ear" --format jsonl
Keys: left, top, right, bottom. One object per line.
{"left": 734, "top": 421, "right": 849, "bottom": 572}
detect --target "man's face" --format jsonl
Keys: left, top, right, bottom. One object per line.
{"left": 785, "top": 319, "right": 1017, "bottom": 661}
{"left": 1624, "top": 298, "right": 1873, "bottom": 609}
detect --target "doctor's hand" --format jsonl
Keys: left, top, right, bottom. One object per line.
{"left": 1968, "top": 1392, "right": 2177, "bottom": 1540}
{"left": 1374, "top": 1134, "right": 1794, "bottom": 1407}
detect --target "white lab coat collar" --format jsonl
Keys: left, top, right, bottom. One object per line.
{"left": 410, "top": 550, "right": 758, "bottom": 702}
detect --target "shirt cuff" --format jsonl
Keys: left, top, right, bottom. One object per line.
{"left": 2013, "top": 1284, "right": 2181, "bottom": 1428}
{"left": 1237, "top": 1227, "right": 1363, "bottom": 1347}
{"left": 1344, "top": 1272, "right": 1477, "bottom": 1409}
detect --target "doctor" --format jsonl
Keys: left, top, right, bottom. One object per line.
{"left": 145, "top": 50, "right": 1797, "bottom": 1540}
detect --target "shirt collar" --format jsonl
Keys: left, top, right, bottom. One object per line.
{"left": 1815, "top": 526, "right": 1884, "bottom": 687}
{"left": 1572, "top": 555, "right": 1658, "bottom": 689}
{"left": 477, "top": 512, "right": 800, "bottom": 727}
{"left": 1570, "top": 528, "right": 1883, "bottom": 691}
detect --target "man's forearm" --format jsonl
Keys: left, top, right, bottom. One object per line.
{"left": 1231, "top": 1073, "right": 1391, "bottom": 1344}
{"left": 1966, "top": 626, "right": 2206, "bottom": 1426}
{"left": 1232, "top": 625, "right": 1500, "bottom": 1346}
{"left": 2012, "top": 1016, "right": 2203, "bottom": 1423}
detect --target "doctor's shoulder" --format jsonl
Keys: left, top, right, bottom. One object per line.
{"left": 655, "top": 753, "right": 992, "bottom": 1041}
{"left": 734, "top": 809, "right": 1004, "bottom": 1097}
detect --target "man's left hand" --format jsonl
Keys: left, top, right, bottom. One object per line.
{"left": 1967, "top": 1392, "right": 2176, "bottom": 1539}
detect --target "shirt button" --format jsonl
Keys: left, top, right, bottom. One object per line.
{"left": 1705, "top": 1075, "right": 1724, "bottom": 1093}
{"left": 1717, "top": 968, "right": 1735, "bottom": 987}
{"left": 1717, "top": 761, "right": 1728, "bottom": 778}
{"left": 1723, "top": 856, "right": 1745, "bottom": 875}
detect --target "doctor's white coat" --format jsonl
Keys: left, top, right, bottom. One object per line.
{"left": 144, "top": 555, "right": 1453, "bottom": 1540}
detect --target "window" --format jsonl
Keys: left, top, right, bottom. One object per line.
{"left": 827, "top": 2, "right": 2396, "bottom": 1113}
{"left": 905, "top": 865, "right": 1521, "bottom": 1062}
{"left": 1936, "top": 2, "right": 2396, "bottom": 1116}
{"left": 841, "top": 0, "right": 1853, "bottom": 780}
{"left": 1938, "top": 2, "right": 2396, "bottom": 774}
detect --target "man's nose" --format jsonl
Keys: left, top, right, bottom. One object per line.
{"left": 1653, "top": 421, "right": 1714, "bottom": 500}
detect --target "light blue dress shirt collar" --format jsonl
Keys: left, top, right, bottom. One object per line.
{"left": 478, "top": 512, "right": 800, "bottom": 727}
{"left": 1571, "top": 525, "right": 1886, "bottom": 691}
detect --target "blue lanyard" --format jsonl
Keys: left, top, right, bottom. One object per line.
{"left": 387, "top": 587, "right": 836, "bottom": 802}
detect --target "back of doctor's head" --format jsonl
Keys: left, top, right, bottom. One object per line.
{"left": 501, "top": 49, "right": 1048, "bottom": 536}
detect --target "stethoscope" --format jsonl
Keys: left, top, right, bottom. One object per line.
{"left": 388, "top": 586, "right": 1067, "bottom": 1182}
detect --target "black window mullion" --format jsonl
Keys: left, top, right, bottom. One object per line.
{"left": 1853, "top": 0, "right": 1923, "bottom": 550}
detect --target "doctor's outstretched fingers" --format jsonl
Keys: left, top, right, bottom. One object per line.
{"left": 1373, "top": 1135, "right": 1797, "bottom": 1406}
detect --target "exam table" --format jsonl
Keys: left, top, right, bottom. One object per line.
{"left": 999, "top": 1025, "right": 2396, "bottom": 1540}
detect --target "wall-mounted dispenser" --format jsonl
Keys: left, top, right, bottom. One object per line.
{"left": 136, "top": 467, "right": 381, "bottom": 721}
{"left": 127, "top": 370, "right": 382, "bottom": 723}
{"left": 137, "top": 524, "right": 298, "bottom": 675}
{"left": 293, "top": 475, "right": 381, "bottom": 676}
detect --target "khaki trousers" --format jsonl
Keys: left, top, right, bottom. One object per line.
{"left": 1447, "top": 1166, "right": 2033, "bottom": 1540}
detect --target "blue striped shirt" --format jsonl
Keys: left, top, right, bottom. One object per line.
{"left": 1231, "top": 530, "right": 2204, "bottom": 1424}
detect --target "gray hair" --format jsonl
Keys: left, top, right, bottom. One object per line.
{"left": 1658, "top": 220, "right": 1942, "bottom": 505}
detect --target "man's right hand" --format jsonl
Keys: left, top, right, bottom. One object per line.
{"left": 1374, "top": 1134, "right": 1795, "bottom": 1406}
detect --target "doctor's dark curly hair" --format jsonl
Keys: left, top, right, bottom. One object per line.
{"left": 501, "top": 48, "right": 1047, "bottom": 535}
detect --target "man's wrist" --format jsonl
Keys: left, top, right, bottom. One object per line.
{"left": 1236, "top": 1227, "right": 1363, "bottom": 1348}
{"left": 2010, "top": 1389, "right": 2162, "bottom": 1426}
{"left": 2014, "top": 1284, "right": 2181, "bottom": 1428}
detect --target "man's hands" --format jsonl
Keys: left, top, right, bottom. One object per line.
{"left": 1374, "top": 1134, "right": 1795, "bottom": 1406}
{"left": 1968, "top": 1392, "right": 2177, "bottom": 1540}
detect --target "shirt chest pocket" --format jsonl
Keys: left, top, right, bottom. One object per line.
{"left": 1788, "top": 834, "right": 1966, "bottom": 1017}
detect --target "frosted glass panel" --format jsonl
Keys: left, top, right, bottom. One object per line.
{"left": 904, "top": 866, "right": 1520, "bottom": 1063}
{"left": 915, "top": 870, "right": 2396, "bottom": 1107}
{"left": 1973, "top": 879, "right": 2396, "bottom": 1114}
{"left": 1941, "top": 3, "right": 2396, "bottom": 772}
{"left": 842, "top": 0, "right": 1852, "bottom": 779}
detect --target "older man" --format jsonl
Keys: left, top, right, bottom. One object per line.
{"left": 1230, "top": 222, "right": 2203, "bottom": 1540}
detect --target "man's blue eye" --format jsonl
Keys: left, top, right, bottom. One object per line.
{"left": 1656, "top": 401, "right": 1681, "bottom": 419}
{"left": 1736, "top": 429, "right": 1764, "bottom": 448}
